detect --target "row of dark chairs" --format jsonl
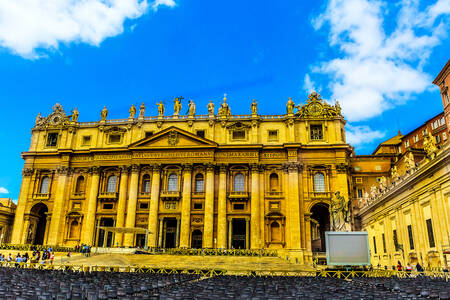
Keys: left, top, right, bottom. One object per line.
{"left": 0, "top": 267, "right": 448, "bottom": 299}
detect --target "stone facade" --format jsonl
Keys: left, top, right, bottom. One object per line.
{"left": 11, "top": 93, "right": 351, "bottom": 262}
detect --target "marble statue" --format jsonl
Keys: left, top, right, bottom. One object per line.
{"left": 330, "top": 191, "right": 351, "bottom": 231}
{"left": 188, "top": 100, "right": 196, "bottom": 116}
{"left": 207, "top": 100, "right": 214, "bottom": 116}
{"left": 71, "top": 108, "right": 79, "bottom": 122}
{"left": 174, "top": 97, "right": 182, "bottom": 116}
{"left": 251, "top": 99, "right": 257, "bottom": 115}
{"left": 129, "top": 104, "right": 136, "bottom": 119}
{"left": 157, "top": 101, "right": 165, "bottom": 116}
{"left": 405, "top": 152, "right": 415, "bottom": 172}
{"left": 286, "top": 97, "right": 295, "bottom": 115}
{"left": 101, "top": 106, "right": 108, "bottom": 121}
{"left": 423, "top": 133, "right": 438, "bottom": 159}
{"left": 139, "top": 103, "right": 145, "bottom": 119}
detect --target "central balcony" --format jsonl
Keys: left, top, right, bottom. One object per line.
{"left": 228, "top": 191, "right": 249, "bottom": 201}
{"left": 98, "top": 192, "right": 118, "bottom": 201}
{"left": 160, "top": 190, "right": 181, "bottom": 200}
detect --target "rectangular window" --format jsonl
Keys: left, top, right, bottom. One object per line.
{"left": 413, "top": 135, "right": 419, "bottom": 143}
{"left": 232, "top": 130, "right": 246, "bottom": 140}
{"left": 435, "top": 135, "right": 441, "bottom": 144}
{"left": 193, "top": 203, "right": 203, "bottom": 210}
{"left": 393, "top": 229, "right": 399, "bottom": 251}
{"left": 46, "top": 133, "right": 58, "bottom": 147}
{"left": 443, "top": 132, "right": 447, "bottom": 140}
{"left": 404, "top": 140, "right": 410, "bottom": 148}
{"left": 196, "top": 130, "right": 205, "bottom": 138}
{"left": 357, "top": 189, "right": 363, "bottom": 198}
{"left": 310, "top": 125, "right": 323, "bottom": 140}
{"left": 373, "top": 236, "right": 377, "bottom": 254}
{"left": 268, "top": 130, "right": 278, "bottom": 141}
{"left": 355, "top": 177, "right": 363, "bottom": 183}
{"left": 139, "top": 202, "right": 149, "bottom": 209}
{"left": 233, "top": 203, "right": 245, "bottom": 210}
{"left": 382, "top": 233, "right": 386, "bottom": 253}
{"left": 82, "top": 135, "right": 91, "bottom": 146}
{"left": 109, "top": 134, "right": 121, "bottom": 143}
{"left": 103, "top": 203, "right": 113, "bottom": 210}
{"left": 407, "top": 225, "right": 414, "bottom": 250}
{"left": 426, "top": 219, "right": 435, "bottom": 248}
{"left": 145, "top": 131, "right": 153, "bottom": 138}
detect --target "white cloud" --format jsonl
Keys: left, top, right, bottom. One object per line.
{"left": 346, "top": 124, "right": 385, "bottom": 148}
{"left": 0, "top": 187, "right": 9, "bottom": 194}
{"left": 306, "top": 0, "right": 450, "bottom": 122}
{"left": 303, "top": 74, "right": 316, "bottom": 93}
{"left": 0, "top": 0, "right": 175, "bottom": 59}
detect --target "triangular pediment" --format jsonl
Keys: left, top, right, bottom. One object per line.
{"left": 129, "top": 126, "right": 217, "bottom": 149}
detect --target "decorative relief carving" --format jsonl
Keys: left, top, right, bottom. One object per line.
{"left": 34, "top": 103, "right": 71, "bottom": 129}
{"left": 168, "top": 131, "right": 179, "bottom": 146}
{"left": 22, "top": 168, "right": 34, "bottom": 177}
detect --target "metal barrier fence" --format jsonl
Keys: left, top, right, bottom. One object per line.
{"left": 0, "top": 262, "right": 448, "bottom": 280}
{"left": 0, "top": 244, "right": 77, "bottom": 253}
{"left": 147, "top": 248, "right": 278, "bottom": 257}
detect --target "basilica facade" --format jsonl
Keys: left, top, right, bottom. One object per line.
{"left": 11, "top": 92, "right": 350, "bottom": 262}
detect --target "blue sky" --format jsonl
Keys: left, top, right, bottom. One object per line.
{"left": 0, "top": 0, "right": 449, "bottom": 200}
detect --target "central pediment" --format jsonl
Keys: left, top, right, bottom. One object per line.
{"left": 129, "top": 126, "right": 217, "bottom": 149}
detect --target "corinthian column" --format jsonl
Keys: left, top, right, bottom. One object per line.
{"left": 115, "top": 166, "right": 129, "bottom": 246}
{"left": 47, "top": 166, "right": 70, "bottom": 245}
{"left": 148, "top": 165, "right": 161, "bottom": 247}
{"left": 124, "top": 164, "right": 140, "bottom": 247}
{"left": 11, "top": 168, "right": 34, "bottom": 244}
{"left": 287, "top": 163, "right": 301, "bottom": 249}
{"left": 217, "top": 164, "right": 228, "bottom": 249}
{"left": 250, "top": 164, "right": 260, "bottom": 249}
{"left": 179, "top": 164, "right": 192, "bottom": 248}
{"left": 203, "top": 163, "right": 215, "bottom": 248}
{"left": 82, "top": 167, "right": 100, "bottom": 245}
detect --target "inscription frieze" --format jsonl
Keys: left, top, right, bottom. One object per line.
{"left": 133, "top": 151, "right": 213, "bottom": 159}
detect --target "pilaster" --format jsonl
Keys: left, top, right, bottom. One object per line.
{"left": 81, "top": 166, "right": 100, "bottom": 245}
{"left": 115, "top": 165, "right": 129, "bottom": 246}
{"left": 11, "top": 168, "right": 34, "bottom": 244}
{"left": 124, "top": 164, "right": 140, "bottom": 247}
{"left": 203, "top": 163, "right": 215, "bottom": 248}
{"left": 217, "top": 164, "right": 228, "bottom": 249}
{"left": 148, "top": 164, "right": 161, "bottom": 247}
{"left": 250, "top": 164, "right": 260, "bottom": 249}
{"left": 179, "top": 164, "right": 193, "bottom": 248}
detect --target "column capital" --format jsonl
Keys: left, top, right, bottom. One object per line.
{"left": 258, "top": 164, "right": 266, "bottom": 173}
{"left": 206, "top": 162, "right": 216, "bottom": 172}
{"left": 218, "top": 163, "right": 228, "bottom": 173}
{"left": 22, "top": 168, "right": 34, "bottom": 177}
{"left": 130, "top": 164, "right": 140, "bottom": 173}
{"left": 250, "top": 163, "right": 260, "bottom": 173}
{"left": 89, "top": 166, "right": 101, "bottom": 175}
{"left": 304, "top": 212, "right": 312, "bottom": 222}
{"left": 119, "top": 165, "right": 130, "bottom": 173}
{"left": 151, "top": 163, "right": 162, "bottom": 172}
{"left": 57, "top": 166, "right": 71, "bottom": 175}
{"left": 283, "top": 162, "right": 303, "bottom": 173}
{"left": 335, "top": 163, "right": 348, "bottom": 173}
{"left": 182, "top": 163, "right": 193, "bottom": 172}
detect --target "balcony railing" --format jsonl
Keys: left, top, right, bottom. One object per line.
{"left": 265, "top": 191, "right": 283, "bottom": 198}
{"left": 309, "top": 192, "right": 332, "bottom": 199}
{"left": 33, "top": 193, "right": 50, "bottom": 200}
{"left": 139, "top": 192, "right": 152, "bottom": 198}
{"left": 98, "top": 192, "right": 118, "bottom": 200}
{"left": 228, "top": 191, "right": 249, "bottom": 200}
{"left": 71, "top": 192, "right": 85, "bottom": 199}
{"left": 192, "top": 192, "right": 205, "bottom": 198}
{"left": 160, "top": 190, "right": 181, "bottom": 199}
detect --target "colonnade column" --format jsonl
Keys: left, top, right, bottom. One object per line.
{"left": 82, "top": 167, "right": 100, "bottom": 245}
{"left": 124, "top": 164, "right": 140, "bottom": 247}
{"left": 203, "top": 163, "right": 215, "bottom": 248}
{"left": 179, "top": 164, "right": 192, "bottom": 248}
{"left": 287, "top": 163, "right": 301, "bottom": 249}
{"left": 250, "top": 164, "right": 260, "bottom": 249}
{"left": 148, "top": 165, "right": 161, "bottom": 247}
{"left": 217, "top": 164, "right": 227, "bottom": 249}
{"left": 228, "top": 219, "right": 232, "bottom": 248}
{"left": 47, "top": 166, "right": 70, "bottom": 245}
{"left": 115, "top": 166, "right": 129, "bottom": 247}
{"left": 11, "top": 168, "right": 34, "bottom": 244}
{"left": 305, "top": 212, "right": 312, "bottom": 254}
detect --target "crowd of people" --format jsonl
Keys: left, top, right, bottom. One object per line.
{"left": 74, "top": 244, "right": 92, "bottom": 256}
{"left": 0, "top": 247, "right": 55, "bottom": 265}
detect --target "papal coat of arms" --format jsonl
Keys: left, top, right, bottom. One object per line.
{"left": 168, "top": 131, "right": 179, "bottom": 146}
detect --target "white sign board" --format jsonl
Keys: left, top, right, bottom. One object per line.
{"left": 325, "top": 231, "right": 370, "bottom": 266}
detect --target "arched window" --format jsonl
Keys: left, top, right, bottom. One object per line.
{"left": 40, "top": 176, "right": 50, "bottom": 194}
{"left": 142, "top": 174, "right": 151, "bottom": 193}
{"left": 269, "top": 173, "right": 279, "bottom": 191}
{"left": 69, "top": 220, "right": 79, "bottom": 239}
{"left": 75, "top": 176, "right": 85, "bottom": 194}
{"left": 195, "top": 173, "right": 204, "bottom": 192}
{"left": 314, "top": 172, "right": 326, "bottom": 193}
{"left": 234, "top": 173, "right": 245, "bottom": 192}
{"left": 106, "top": 175, "right": 117, "bottom": 193}
{"left": 270, "top": 222, "right": 281, "bottom": 242}
{"left": 168, "top": 173, "right": 178, "bottom": 191}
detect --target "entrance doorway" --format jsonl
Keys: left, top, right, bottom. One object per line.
{"left": 163, "top": 218, "right": 177, "bottom": 248}
{"left": 310, "top": 203, "right": 330, "bottom": 252}
{"left": 97, "top": 218, "right": 114, "bottom": 247}
{"left": 231, "top": 219, "right": 246, "bottom": 249}
{"left": 191, "top": 229, "right": 202, "bottom": 248}
{"left": 31, "top": 203, "right": 48, "bottom": 245}
{"left": 136, "top": 234, "right": 146, "bottom": 248}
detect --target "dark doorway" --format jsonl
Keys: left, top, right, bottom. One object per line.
{"left": 136, "top": 234, "right": 146, "bottom": 248}
{"left": 231, "top": 219, "right": 246, "bottom": 249}
{"left": 310, "top": 203, "right": 330, "bottom": 252}
{"left": 164, "top": 218, "right": 177, "bottom": 248}
{"left": 97, "top": 218, "right": 114, "bottom": 247}
{"left": 191, "top": 229, "right": 202, "bottom": 248}
{"left": 31, "top": 203, "right": 48, "bottom": 245}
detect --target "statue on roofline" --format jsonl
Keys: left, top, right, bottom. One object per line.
{"left": 35, "top": 113, "right": 44, "bottom": 127}
{"left": 251, "top": 99, "right": 257, "bottom": 115}
{"left": 286, "top": 97, "right": 295, "bottom": 115}
{"left": 207, "top": 100, "right": 214, "bottom": 116}
{"left": 423, "top": 133, "right": 438, "bottom": 160}
{"left": 157, "top": 101, "right": 165, "bottom": 116}
{"left": 139, "top": 103, "right": 145, "bottom": 119}
{"left": 101, "top": 106, "right": 108, "bottom": 121}
{"left": 404, "top": 152, "right": 415, "bottom": 172}
{"left": 173, "top": 97, "right": 183, "bottom": 116}
{"left": 219, "top": 94, "right": 231, "bottom": 117}
{"left": 390, "top": 165, "right": 400, "bottom": 182}
{"left": 188, "top": 99, "right": 196, "bottom": 117}
{"left": 129, "top": 104, "right": 136, "bottom": 119}
{"left": 71, "top": 108, "right": 79, "bottom": 122}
